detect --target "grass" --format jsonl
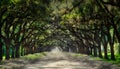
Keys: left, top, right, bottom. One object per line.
{"left": 103, "top": 54, "right": 120, "bottom": 66}
{"left": 21, "top": 52, "right": 47, "bottom": 60}
{"left": 91, "top": 54, "right": 120, "bottom": 66}
{"left": 0, "top": 52, "right": 47, "bottom": 65}
{"left": 72, "top": 53, "right": 120, "bottom": 66}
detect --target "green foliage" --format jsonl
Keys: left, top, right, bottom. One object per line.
{"left": 76, "top": 53, "right": 120, "bottom": 66}
{"left": 101, "top": 52, "right": 120, "bottom": 66}
{"left": 103, "top": 54, "right": 120, "bottom": 66}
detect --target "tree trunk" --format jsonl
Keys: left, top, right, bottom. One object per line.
{"left": 93, "top": 46, "right": 97, "bottom": 57}
{"left": 24, "top": 48, "right": 27, "bottom": 55}
{"left": 93, "top": 30, "right": 98, "bottom": 57}
{"left": 90, "top": 47, "right": 93, "bottom": 55}
{"left": 86, "top": 47, "right": 90, "bottom": 55}
{"left": 11, "top": 47, "right": 15, "bottom": 58}
{"left": 118, "top": 43, "right": 120, "bottom": 54}
{"left": 98, "top": 45, "right": 103, "bottom": 58}
{"left": 21, "top": 47, "right": 24, "bottom": 56}
{"left": 112, "top": 22, "right": 120, "bottom": 46}
{"left": 32, "top": 47, "right": 34, "bottom": 54}
{"left": 98, "top": 28, "right": 103, "bottom": 58}
{"left": 6, "top": 46, "right": 10, "bottom": 60}
{"left": 25, "top": 47, "right": 29, "bottom": 55}
{"left": 104, "top": 43, "right": 109, "bottom": 59}
{"left": 0, "top": 41, "right": 2, "bottom": 61}
{"left": 110, "top": 43, "right": 115, "bottom": 60}
{"left": 107, "top": 26, "right": 115, "bottom": 60}
{"left": 15, "top": 46, "right": 20, "bottom": 58}
{"left": 98, "top": 43, "right": 103, "bottom": 58}
{"left": 103, "top": 36, "right": 108, "bottom": 60}
{"left": 0, "top": 27, "right": 3, "bottom": 61}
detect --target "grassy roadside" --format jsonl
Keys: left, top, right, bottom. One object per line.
{"left": 21, "top": 52, "right": 47, "bottom": 60}
{"left": 73, "top": 53, "right": 120, "bottom": 67}
{"left": 0, "top": 52, "right": 47, "bottom": 64}
{"left": 0, "top": 52, "right": 47, "bottom": 69}
{"left": 102, "top": 54, "right": 120, "bottom": 66}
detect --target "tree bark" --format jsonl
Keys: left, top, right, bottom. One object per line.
{"left": 97, "top": 31, "right": 103, "bottom": 58}
{"left": 11, "top": 47, "right": 15, "bottom": 58}
{"left": 98, "top": 45, "right": 103, "bottom": 58}
{"left": 90, "top": 47, "right": 93, "bottom": 55}
{"left": 6, "top": 46, "right": 10, "bottom": 60}
{"left": 25, "top": 46, "right": 29, "bottom": 55}
{"left": 103, "top": 39, "right": 109, "bottom": 59}
{"left": 104, "top": 46, "right": 108, "bottom": 59}
{"left": 119, "top": 43, "right": 120, "bottom": 54}
{"left": 110, "top": 43, "right": 115, "bottom": 60}
{"left": 93, "top": 46, "right": 97, "bottom": 57}
{"left": 21, "top": 47, "right": 24, "bottom": 56}
{"left": 98, "top": 36, "right": 103, "bottom": 58}
{"left": 86, "top": 47, "right": 90, "bottom": 55}
{"left": 107, "top": 25, "right": 115, "bottom": 60}
{"left": 0, "top": 40, "right": 2, "bottom": 61}
{"left": 15, "top": 46, "right": 20, "bottom": 58}
{"left": 110, "top": 29, "right": 115, "bottom": 60}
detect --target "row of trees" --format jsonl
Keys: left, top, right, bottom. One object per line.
{"left": 0, "top": 0, "right": 52, "bottom": 60}
{"left": 55, "top": 0, "right": 120, "bottom": 60}
{"left": 41, "top": 0, "right": 120, "bottom": 60}
{"left": 0, "top": 0, "right": 120, "bottom": 61}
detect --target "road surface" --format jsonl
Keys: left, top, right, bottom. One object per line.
{"left": 0, "top": 49, "right": 120, "bottom": 69}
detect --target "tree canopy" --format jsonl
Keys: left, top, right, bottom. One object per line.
{"left": 0, "top": 0, "right": 120, "bottom": 61}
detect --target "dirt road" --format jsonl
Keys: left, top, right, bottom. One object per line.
{"left": 20, "top": 52, "right": 120, "bottom": 69}
{"left": 0, "top": 50, "right": 120, "bottom": 69}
